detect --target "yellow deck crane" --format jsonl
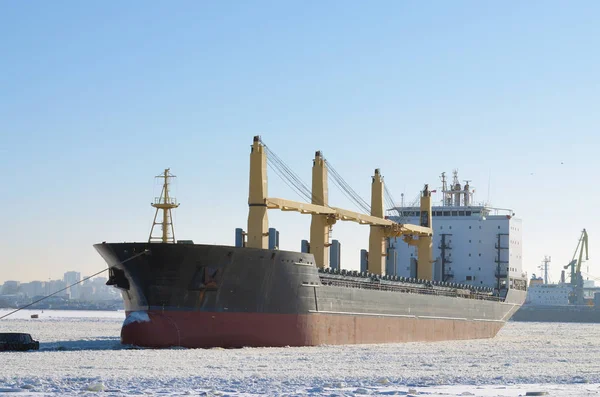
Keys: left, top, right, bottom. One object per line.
{"left": 563, "top": 228, "right": 589, "bottom": 305}
{"left": 246, "top": 136, "right": 435, "bottom": 279}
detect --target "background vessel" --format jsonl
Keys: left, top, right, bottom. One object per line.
{"left": 512, "top": 235, "right": 600, "bottom": 323}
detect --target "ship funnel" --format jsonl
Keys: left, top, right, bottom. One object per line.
{"left": 454, "top": 186, "right": 461, "bottom": 206}
{"left": 452, "top": 170, "right": 461, "bottom": 206}
{"left": 463, "top": 180, "right": 471, "bottom": 207}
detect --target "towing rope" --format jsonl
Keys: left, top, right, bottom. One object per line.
{"left": 0, "top": 249, "right": 149, "bottom": 320}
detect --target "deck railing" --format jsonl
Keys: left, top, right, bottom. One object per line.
{"left": 317, "top": 274, "right": 502, "bottom": 302}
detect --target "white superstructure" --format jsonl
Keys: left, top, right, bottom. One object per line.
{"left": 525, "top": 282, "right": 572, "bottom": 305}
{"left": 386, "top": 170, "right": 527, "bottom": 293}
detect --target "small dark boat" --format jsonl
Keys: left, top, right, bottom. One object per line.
{"left": 0, "top": 333, "right": 39, "bottom": 352}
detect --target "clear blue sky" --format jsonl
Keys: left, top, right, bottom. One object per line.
{"left": 1, "top": 1, "right": 599, "bottom": 284}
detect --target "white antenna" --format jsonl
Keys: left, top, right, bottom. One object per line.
{"left": 486, "top": 169, "right": 491, "bottom": 206}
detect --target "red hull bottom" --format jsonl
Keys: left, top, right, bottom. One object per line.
{"left": 122, "top": 311, "right": 504, "bottom": 348}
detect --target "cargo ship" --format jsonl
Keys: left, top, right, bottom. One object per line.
{"left": 95, "top": 137, "right": 526, "bottom": 348}
{"left": 512, "top": 300, "right": 600, "bottom": 323}
{"left": 511, "top": 238, "right": 600, "bottom": 323}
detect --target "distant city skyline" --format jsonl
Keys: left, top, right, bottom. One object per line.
{"left": 1, "top": 271, "right": 104, "bottom": 289}
{"left": 0, "top": 270, "right": 119, "bottom": 308}
{"left": 2, "top": 1, "right": 599, "bottom": 284}
{"left": 1, "top": 269, "right": 110, "bottom": 285}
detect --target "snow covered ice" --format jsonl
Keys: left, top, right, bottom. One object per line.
{"left": 1, "top": 309, "right": 599, "bottom": 396}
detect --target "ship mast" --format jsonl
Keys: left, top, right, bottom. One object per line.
{"left": 149, "top": 168, "right": 180, "bottom": 243}
{"left": 539, "top": 256, "right": 551, "bottom": 284}
{"left": 440, "top": 172, "right": 448, "bottom": 206}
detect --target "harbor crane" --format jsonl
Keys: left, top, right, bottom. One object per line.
{"left": 563, "top": 228, "right": 589, "bottom": 305}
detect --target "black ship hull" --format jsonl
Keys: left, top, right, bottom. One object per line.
{"left": 95, "top": 242, "right": 526, "bottom": 348}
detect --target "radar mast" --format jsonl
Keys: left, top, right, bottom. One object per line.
{"left": 149, "top": 168, "right": 179, "bottom": 243}
{"left": 539, "top": 256, "right": 551, "bottom": 284}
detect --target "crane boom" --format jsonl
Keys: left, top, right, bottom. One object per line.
{"left": 563, "top": 228, "right": 589, "bottom": 304}
{"left": 575, "top": 229, "right": 589, "bottom": 276}
{"left": 265, "top": 197, "right": 432, "bottom": 236}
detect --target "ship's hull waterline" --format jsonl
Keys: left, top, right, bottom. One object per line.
{"left": 95, "top": 242, "right": 525, "bottom": 348}
{"left": 511, "top": 305, "right": 600, "bottom": 323}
